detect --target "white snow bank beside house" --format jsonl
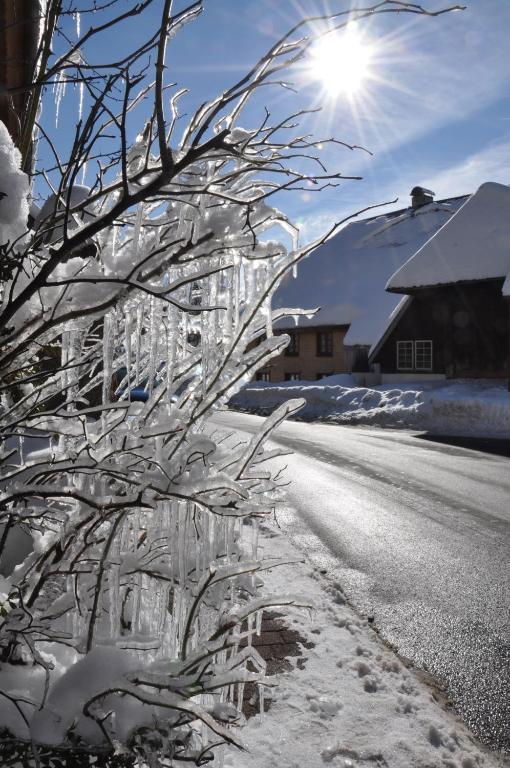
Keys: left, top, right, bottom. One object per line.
{"left": 273, "top": 197, "right": 465, "bottom": 346}
{"left": 0, "top": 120, "right": 29, "bottom": 247}
{"left": 388, "top": 182, "right": 510, "bottom": 292}
{"left": 230, "top": 377, "right": 510, "bottom": 437}
{"left": 225, "top": 519, "right": 500, "bottom": 768}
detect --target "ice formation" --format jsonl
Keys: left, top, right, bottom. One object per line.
{"left": 0, "top": 130, "right": 310, "bottom": 763}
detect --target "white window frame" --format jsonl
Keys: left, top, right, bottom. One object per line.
{"left": 396, "top": 340, "right": 433, "bottom": 371}
{"left": 396, "top": 340, "right": 414, "bottom": 371}
{"left": 415, "top": 340, "right": 433, "bottom": 371}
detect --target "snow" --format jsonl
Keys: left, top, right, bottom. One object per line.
{"left": 388, "top": 182, "right": 510, "bottom": 292}
{"left": 30, "top": 646, "right": 140, "bottom": 746}
{"left": 0, "top": 121, "right": 29, "bottom": 247}
{"left": 222, "top": 517, "right": 499, "bottom": 768}
{"left": 273, "top": 198, "right": 465, "bottom": 346}
{"left": 230, "top": 377, "right": 510, "bottom": 438}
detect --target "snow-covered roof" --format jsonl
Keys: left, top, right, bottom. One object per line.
{"left": 274, "top": 197, "right": 465, "bottom": 346}
{"left": 387, "top": 182, "right": 510, "bottom": 293}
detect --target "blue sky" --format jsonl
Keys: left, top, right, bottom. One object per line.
{"left": 48, "top": 1, "right": 510, "bottom": 242}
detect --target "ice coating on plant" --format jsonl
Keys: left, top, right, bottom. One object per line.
{"left": 0, "top": 121, "right": 314, "bottom": 760}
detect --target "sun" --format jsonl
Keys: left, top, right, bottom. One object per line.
{"left": 309, "top": 25, "right": 374, "bottom": 97}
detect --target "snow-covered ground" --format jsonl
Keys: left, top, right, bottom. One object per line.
{"left": 230, "top": 376, "right": 510, "bottom": 437}
{"left": 227, "top": 518, "right": 504, "bottom": 768}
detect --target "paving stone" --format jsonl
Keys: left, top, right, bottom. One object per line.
{"left": 253, "top": 630, "right": 285, "bottom": 645}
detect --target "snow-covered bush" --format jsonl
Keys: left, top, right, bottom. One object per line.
{"left": 0, "top": 1, "right": 459, "bottom": 764}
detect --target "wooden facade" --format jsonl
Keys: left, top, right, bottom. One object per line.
{"left": 0, "top": 1, "right": 41, "bottom": 157}
{"left": 257, "top": 324, "right": 350, "bottom": 382}
{"left": 371, "top": 279, "right": 510, "bottom": 378}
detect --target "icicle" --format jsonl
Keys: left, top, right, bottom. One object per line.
{"left": 252, "top": 517, "right": 259, "bottom": 559}
{"left": 265, "top": 295, "right": 272, "bottom": 339}
{"left": 210, "top": 268, "right": 219, "bottom": 355}
{"left": 258, "top": 683, "right": 265, "bottom": 719}
{"left": 292, "top": 261, "right": 298, "bottom": 279}
{"left": 130, "top": 513, "right": 142, "bottom": 635}
{"left": 255, "top": 608, "right": 263, "bottom": 636}
{"left": 78, "top": 80, "right": 84, "bottom": 122}
{"left": 111, "top": 225, "right": 117, "bottom": 263}
{"left": 147, "top": 298, "right": 159, "bottom": 397}
{"left": 102, "top": 314, "right": 112, "bottom": 406}
{"left": 166, "top": 306, "right": 178, "bottom": 404}
{"left": 131, "top": 204, "right": 144, "bottom": 263}
{"left": 223, "top": 266, "right": 233, "bottom": 346}
{"left": 237, "top": 681, "right": 245, "bottom": 712}
{"left": 109, "top": 550, "right": 120, "bottom": 638}
{"left": 246, "top": 613, "right": 254, "bottom": 647}
{"left": 202, "top": 511, "right": 210, "bottom": 571}
{"left": 177, "top": 202, "right": 187, "bottom": 239}
{"left": 75, "top": 11, "right": 81, "bottom": 37}
{"left": 80, "top": 160, "right": 87, "bottom": 186}
{"left": 233, "top": 254, "right": 241, "bottom": 333}
{"left": 199, "top": 277, "right": 210, "bottom": 398}
{"left": 53, "top": 71, "right": 67, "bottom": 128}
{"left": 124, "top": 308, "right": 132, "bottom": 399}
{"left": 134, "top": 303, "right": 144, "bottom": 385}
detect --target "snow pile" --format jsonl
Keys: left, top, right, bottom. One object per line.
{"left": 0, "top": 121, "right": 29, "bottom": 247}
{"left": 388, "top": 182, "right": 510, "bottom": 291}
{"left": 225, "top": 520, "right": 499, "bottom": 768}
{"left": 230, "top": 377, "right": 510, "bottom": 437}
{"left": 273, "top": 197, "right": 465, "bottom": 346}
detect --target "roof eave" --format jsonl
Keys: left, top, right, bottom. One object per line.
{"left": 387, "top": 274, "right": 506, "bottom": 294}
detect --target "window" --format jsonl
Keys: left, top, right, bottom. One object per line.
{"left": 415, "top": 340, "right": 433, "bottom": 371}
{"left": 285, "top": 330, "right": 300, "bottom": 356}
{"left": 397, "top": 341, "right": 414, "bottom": 370}
{"left": 284, "top": 372, "right": 301, "bottom": 381}
{"left": 397, "top": 340, "right": 433, "bottom": 371}
{"left": 316, "top": 372, "right": 333, "bottom": 380}
{"left": 256, "top": 371, "right": 270, "bottom": 382}
{"left": 316, "top": 331, "right": 333, "bottom": 356}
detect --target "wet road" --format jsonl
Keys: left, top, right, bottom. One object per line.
{"left": 211, "top": 410, "right": 510, "bottom": 752}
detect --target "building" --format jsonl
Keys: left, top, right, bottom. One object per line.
{"left": 370, "top": 182, "right": 510, "bottom": 381}
{"left": 256, "top": 324, "right": 350, "bottom": 382}
{"left": 257, "top": 189, "right": 466, "bottom": 383}
{"left": 0, "top": 1, "right": 45, "bottom": 164}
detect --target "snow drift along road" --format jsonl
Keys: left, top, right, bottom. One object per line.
{"left": 230, "top": 376, "right": 510, "bottom": 437}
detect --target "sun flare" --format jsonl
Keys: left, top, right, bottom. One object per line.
{"left": 309, "top": 25, "right": 373, "bottom": 96}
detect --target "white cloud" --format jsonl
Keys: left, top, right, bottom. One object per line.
{"left": 425, "top": 140, "right": 510, "bottom": 199}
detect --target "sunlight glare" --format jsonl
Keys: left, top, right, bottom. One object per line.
{"left": 309, "top": 25, "right": 373, "bottom": 96}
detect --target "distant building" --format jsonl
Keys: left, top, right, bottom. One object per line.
{"left": 257, "top": 189, "right": 466, "bottom": 383}
{"left": 370, "top": 182, "right": 510, "bottom": 382}
{"left": 256, "top": 324, "right": 350, "bottom": 382}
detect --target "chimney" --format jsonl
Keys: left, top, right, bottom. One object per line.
{"left": 410, "top": 186, "right": 435, "bottom": 209}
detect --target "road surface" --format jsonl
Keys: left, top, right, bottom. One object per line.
{"left": 211, "top": 410, "right": 510, "bottom": 753}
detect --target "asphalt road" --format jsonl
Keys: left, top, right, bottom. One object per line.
{"left": 211, "top": 410, "right": 510, "bottom": 753}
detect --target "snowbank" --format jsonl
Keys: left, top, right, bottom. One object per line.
{"left": 229, "top": 377, "right": 510, "bottom": 437}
